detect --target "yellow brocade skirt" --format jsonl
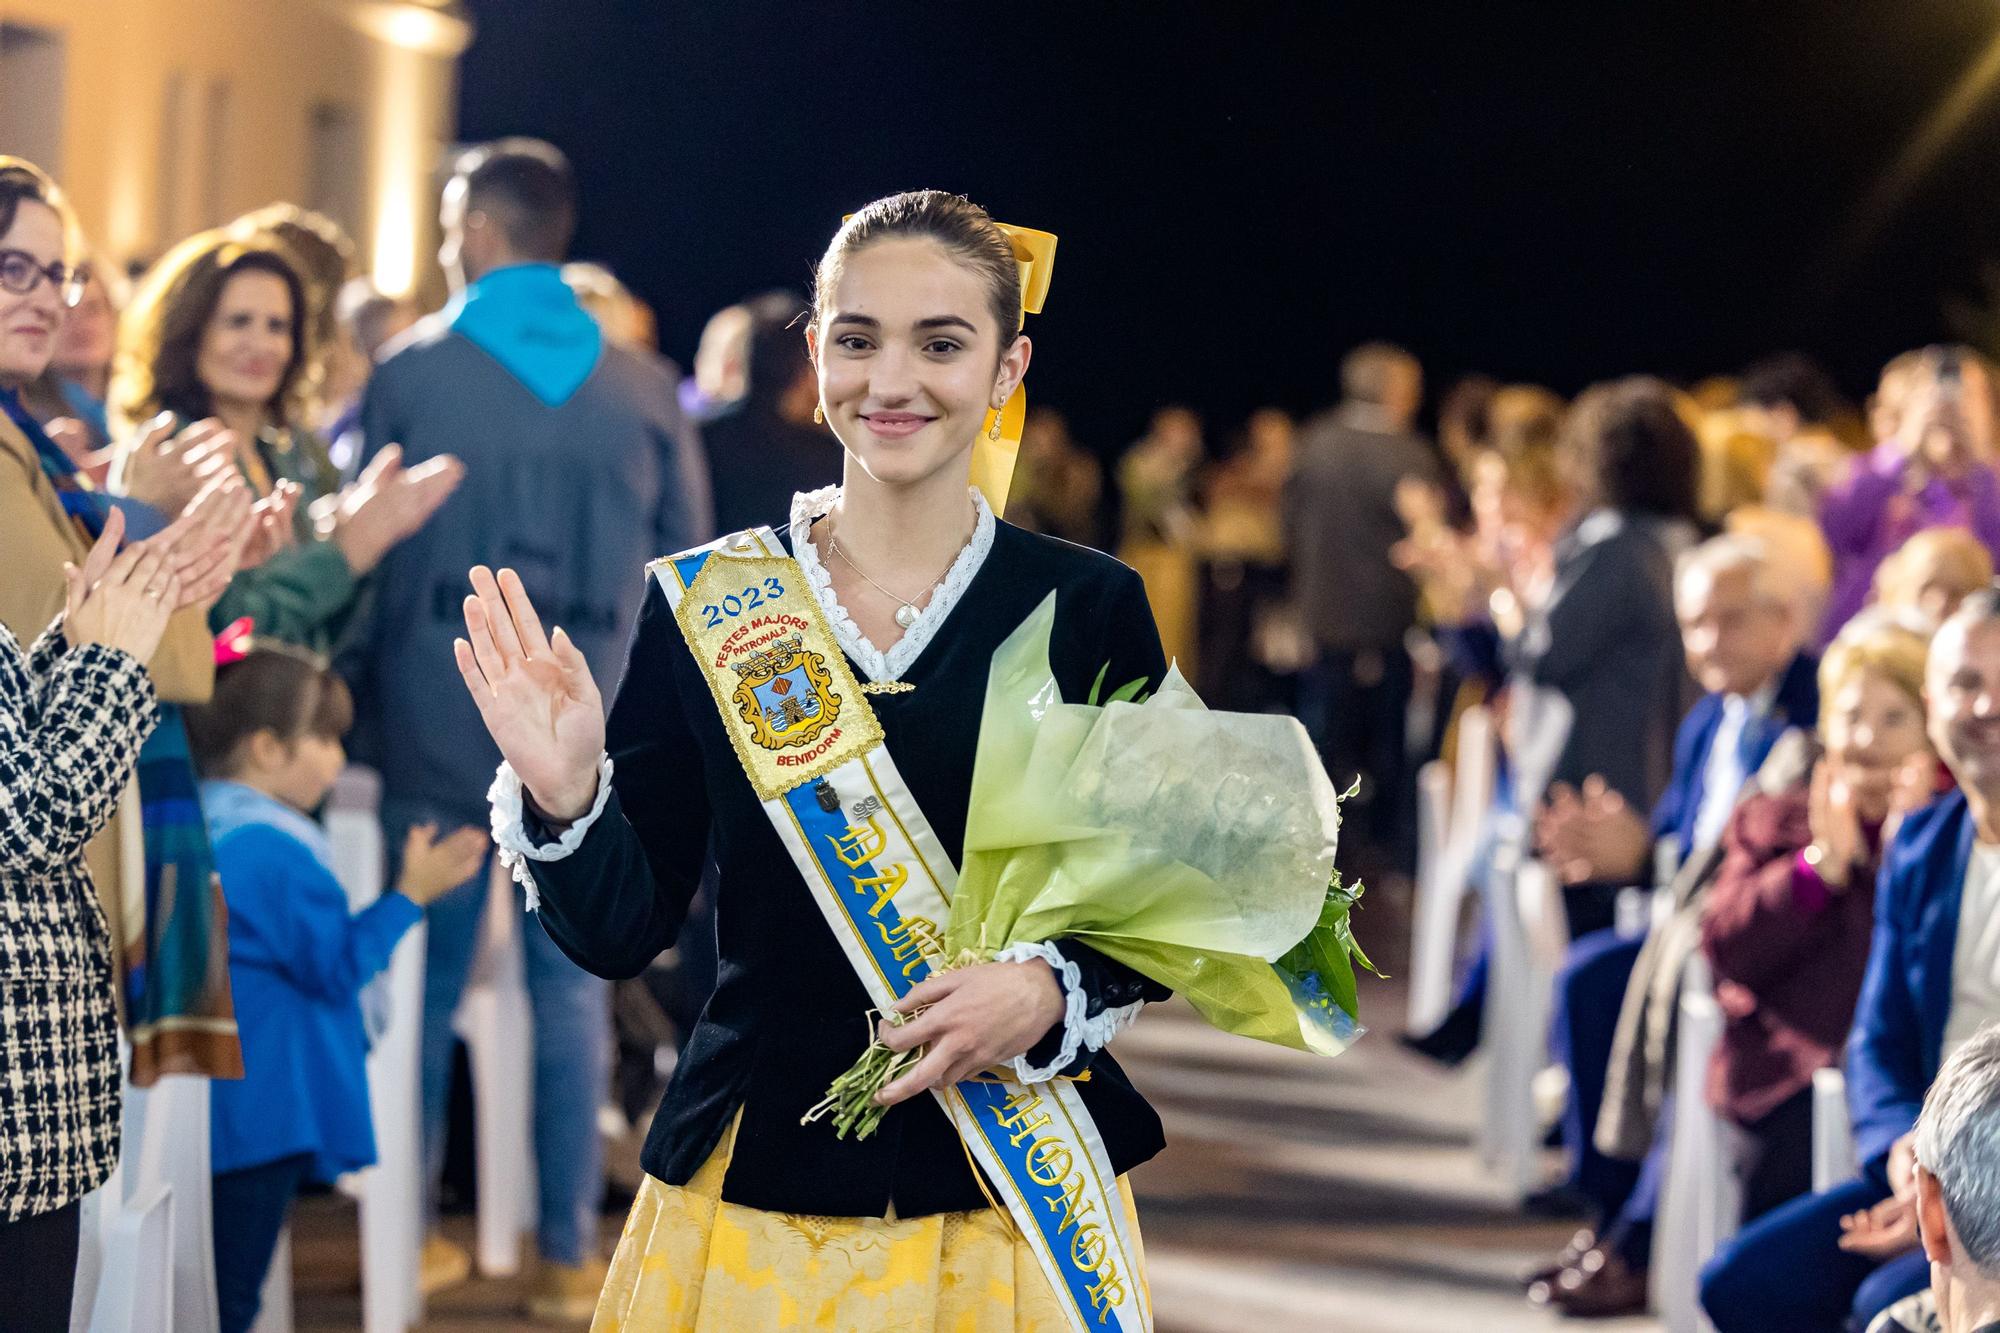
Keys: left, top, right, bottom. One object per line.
{"left": 593, "top": 1112, "right": 1148, "bottom": 1332}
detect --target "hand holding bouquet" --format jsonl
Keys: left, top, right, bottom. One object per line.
{"left": 808, "top": 594, "right": 1375, "bottom": 1139}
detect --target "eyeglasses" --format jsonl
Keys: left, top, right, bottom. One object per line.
{"left": 0, "top": 249, "right": 86, "bottom": 309}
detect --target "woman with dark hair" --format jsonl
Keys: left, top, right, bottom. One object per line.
{"left": 1524, "top": 375, "right": 1701, "bottom": 824}
{"left": 113, "top": 229, "right": 462, "bottom": 651}
{"left": 458, "top": 190, "right": 1168, "bottom": 1328}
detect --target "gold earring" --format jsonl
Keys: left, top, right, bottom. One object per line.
{"left": 813, "top": 403, "right": 825, "bottom": 425}
{"left": 987, "top": 407, "right": 1004, "bottom": 441}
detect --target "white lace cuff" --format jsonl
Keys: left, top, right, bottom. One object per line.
{"left": 487, "top": 754, "right": 615, "bottom": 912}
{"left": 996, "top": 941, "right": 1141, "bottom": 1084}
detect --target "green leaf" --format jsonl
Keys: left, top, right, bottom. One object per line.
{"left": 1086, "top": 661, "right": 1111, "bottom": 707}
{"left": 1106, "top": 676, "right": 1151, "bottom": 705}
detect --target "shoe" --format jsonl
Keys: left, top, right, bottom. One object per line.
{"left": 1519, "top": 1228, "right": 1595, "bottom": 1290}
{"left": 527, "top": 1254, "right": 610, "bottom": 1323}
{"left": 1543, "top": 1246, "right": 1649, "bottom": 1319}
{"left": 1521, "top": 1183, "right": 1592, "bottom": 1219}
{"left": 1397, "top": 1001, "right": 1482, "bottom": 1067}
{"left": 419, "top": 1233, "right": 471, "bottom": 1296}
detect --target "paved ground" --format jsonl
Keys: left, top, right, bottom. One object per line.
{"left": 291, "top": 971, "right": 1659, "bottom": 1331}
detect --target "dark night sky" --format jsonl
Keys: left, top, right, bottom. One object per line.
{"left": 457, "top": 1, "right": 2000, "bottom": 452}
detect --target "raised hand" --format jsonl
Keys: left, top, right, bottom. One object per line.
{"left": 455, "top": 566, "right": 606, "bottom": 822}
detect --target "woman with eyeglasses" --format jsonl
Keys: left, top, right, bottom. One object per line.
{"left": 0, "top": 157, "right": 255, "bottom": 1320}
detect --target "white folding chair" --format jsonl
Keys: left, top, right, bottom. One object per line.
{"left": 1813, "top": 1067, "right": 1859, "bottom": 1192}
{"left": 1478, "top": 821, "right": 1570, "bottom": 1199}
{"left": 80, "top": 1181, "right": 176, "bottom": 1333}
{"left": 1653, "top": 955, "right": 1738, "bottom": 1333}
{"left": 1408, "top": 705, "right": 1497, "bottom": 1033}
{"left": 323, "top": 765, "right": 426, "bottom": 1332}
{"left": 453, "top": 859, "right": 537, "bottom": 1276}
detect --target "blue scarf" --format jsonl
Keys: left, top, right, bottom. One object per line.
{"left": 58, "top": 378, "right": 110, "bottom": 444}
{"left": 446, "top": 263, "right": 602, "bottom": 407}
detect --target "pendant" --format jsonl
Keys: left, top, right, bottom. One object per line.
{"left": 894, "top": 603, "right": 919, "bottom": 629}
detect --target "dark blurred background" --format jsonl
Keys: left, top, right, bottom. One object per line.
{"left": 459, "top": 0, "right": 2000, "bottom": 449}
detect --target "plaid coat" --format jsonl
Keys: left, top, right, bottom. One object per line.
{"left": 0, "top": 615, "right": 158, "bottom": 1221}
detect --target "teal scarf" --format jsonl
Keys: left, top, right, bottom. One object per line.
{"left": 446, "top": 263, "right": 603, "bottom": 407}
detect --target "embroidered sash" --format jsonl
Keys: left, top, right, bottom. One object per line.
{"left": 653, "top": 528, "right": 1150, "bottom": 1333}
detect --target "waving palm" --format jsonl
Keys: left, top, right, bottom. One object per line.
{"left": 454, "top": 566, "right": 606, "bottom": 820}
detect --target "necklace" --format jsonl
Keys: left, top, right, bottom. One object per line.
{"left": 826, "top": 528, "right": 962, "bottom": 630}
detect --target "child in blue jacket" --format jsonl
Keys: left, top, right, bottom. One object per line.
{"left": 185, "top": 646, "right": 486, "bottom": 1333}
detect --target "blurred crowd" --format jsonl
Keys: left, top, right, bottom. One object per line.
{"left": 13, "top": 120, "right": 2000, "bottom": 1331}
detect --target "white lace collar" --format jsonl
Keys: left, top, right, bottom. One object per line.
{"left": 788, "top": 484, "right": 996, "bottom": 683}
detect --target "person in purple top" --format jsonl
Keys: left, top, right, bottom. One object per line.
{"left": 1820, "top": 347, "right": 2000, "bottom": 645}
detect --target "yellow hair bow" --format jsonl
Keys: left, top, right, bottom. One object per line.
{"left": 976, "top": 223, "right": 1056, "bottom": 516}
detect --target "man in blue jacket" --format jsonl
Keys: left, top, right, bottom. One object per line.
{"left": 1702, "top": 585, "right": 2000, "bottom": 1331}
{"left": 344, "top": 138, "right": 709, "bottom": 1318}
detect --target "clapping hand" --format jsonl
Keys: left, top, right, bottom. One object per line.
{"left": 63, "top": 510, "right": 180, "bottom": 662}
{"left": 396, "top": 823, "right": 491, "bottom": 907}
{"left": 237, "top": 481, "right": 302, "bottom": 572}
{"left": 1537, "top": 776, "right": 1652, "bottom": 886}
{"left": 454, "top": 566, "right": 606, "bottom": 823}
{"left": 327, "top": 445, "right": 465, "bottom": 575}
{"left": 1836, "top": 1195, "right": 1920, "bottom": 1260}
{"left": 1805, "top": 760, "right": 1866, "bottom": 891}
{"left": 112, "top": 415, "right": 235, "bottom": 516}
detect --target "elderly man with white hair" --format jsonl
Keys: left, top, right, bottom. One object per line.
{"left": 1903, "top": 1023, "right": 2000, "bottom": 1332}
{"left": 1530, "top": 531, "right": 1820, "bottom": 1315}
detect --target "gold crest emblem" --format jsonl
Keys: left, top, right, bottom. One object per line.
{"left": 732, "top": 635, "right": 842, "bottom": 751}
{"left": 662, "top": 544, "right": 884, "bottom": 801}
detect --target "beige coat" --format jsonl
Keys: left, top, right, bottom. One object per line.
{"left": 1593, "top": 731, "right": 1818, "bottom": 1160}
{"left": 0, "top": 411, "right": 215, "bottom": 977}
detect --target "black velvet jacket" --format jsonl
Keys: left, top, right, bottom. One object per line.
{"left": 525, "top": 517, "right": 1171, "bottom": 1218}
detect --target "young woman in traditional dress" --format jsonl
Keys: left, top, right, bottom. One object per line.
{"left": 459, "top": 191, "right": 1169, "bottom": 1330}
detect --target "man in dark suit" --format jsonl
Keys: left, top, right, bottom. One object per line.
{"left": 1702, "top": 587, "right": 2000, "bottom": 1332}
{"left": 1286, "top": 341, "right": 1437, "bottom": 874}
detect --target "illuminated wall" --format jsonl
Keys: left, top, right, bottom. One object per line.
{"left": 0, "top": 0, "right": 470, "bottom": 300}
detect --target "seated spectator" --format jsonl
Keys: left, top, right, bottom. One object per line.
{"left": 1822, "top": 348, "right": 2000, "bottom": 644}
{"left": 1909, "top": 1023, "right": 2000, "bottom": 1333}
{"left": 1702, "top": 619, "right": 1936, "bottom": 1224}
{"left": 1875, "top": 527, "right": 1997, "bottom": 633}
{"left": 1529, "top": 532, "right": 1817, "bottom": 1314}
{"left": 1701, "top": 587, "right": 2000, "bottom": 1331}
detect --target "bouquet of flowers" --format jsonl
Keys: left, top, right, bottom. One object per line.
{"left": 808, "top": 593, "right": 1375, "bottom": 1139}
